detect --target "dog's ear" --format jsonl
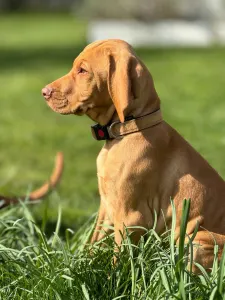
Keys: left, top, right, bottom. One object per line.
{"left": 107, "top": 53, "right": 138, "bottom": 123}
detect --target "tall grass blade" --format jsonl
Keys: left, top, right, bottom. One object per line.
{"left": 52, "top": 205, "right": 62, "bottom": 247}
{"left": 218, "top": 245, "right": 225, "bottom": 295}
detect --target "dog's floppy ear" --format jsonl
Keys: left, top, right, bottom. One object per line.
{"left": 107, "top": 53, "right": 137, "bottom": 123}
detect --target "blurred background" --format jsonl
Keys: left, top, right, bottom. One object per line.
{"left": 0, "top": 0, "right": 225, "bottom": 230}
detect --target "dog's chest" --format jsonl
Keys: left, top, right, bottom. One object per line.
{"left": 96, "top": 141, "right": 135, "bottom": 215}
{"left": 97, "top": 146, "right": 122, "bottom": 198}
{"left": 96, "top": 138, "right": 153, "bottom": 219}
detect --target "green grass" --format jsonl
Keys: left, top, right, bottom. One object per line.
{"left": 0, "top": 199, "right": 225, "bottom": 299}
{"left": 0, "top": 13, "right": 225, "bottom": 228}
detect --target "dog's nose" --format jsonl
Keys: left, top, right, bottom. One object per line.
{"left": 42, "top": 86, "right": 53, "bottom": 100}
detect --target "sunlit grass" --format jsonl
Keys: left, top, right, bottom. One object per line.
{"left": 0, "top": 199, "right": 225, "bottom": 299}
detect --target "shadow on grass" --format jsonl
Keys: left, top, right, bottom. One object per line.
{"left": 36, "top": 216, "right": 89, "bottom": 238}
{"left": 0, "top": 44, "right": 85, "bottom": 71}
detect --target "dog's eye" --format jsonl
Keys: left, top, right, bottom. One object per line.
{"left": 78, "top": 67, "right": 87, "bottom": 74}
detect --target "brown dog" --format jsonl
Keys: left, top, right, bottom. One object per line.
{"left": 0, "top": 152, "right": 63, "bottom": 208}
{"left": 42, "top": 39, "right": 225, "bottom": 270}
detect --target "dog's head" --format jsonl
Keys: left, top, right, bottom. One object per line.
{"left": 42, "top": 39, "right": 160, "bottom": 125}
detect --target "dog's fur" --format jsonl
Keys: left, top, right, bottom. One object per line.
{"left": 43, "top": 39, "right": 225, "bottom": 270}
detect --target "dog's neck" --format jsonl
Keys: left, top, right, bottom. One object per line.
{"left": 111, "top": 97, "right": 161, "bottom": 123}
{"left": 85, "top": 103, "right": 115, "bottom": 126}
{"left": 86, "top": 87, "right": 161, "bottom": 126}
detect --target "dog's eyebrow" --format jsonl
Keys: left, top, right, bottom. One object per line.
{"left": 73, "top": 59, "right": 88, "bottom": 68}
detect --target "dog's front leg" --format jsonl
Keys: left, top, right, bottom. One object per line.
{"left": 91, "top": 201, "right": 113, "bottom": 243}
{"left": 114, "top": 210, "right": 148, "bottom": 255}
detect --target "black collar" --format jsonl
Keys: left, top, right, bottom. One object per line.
{"left": 91, "top": 110, "right": 163, "bottom": 141}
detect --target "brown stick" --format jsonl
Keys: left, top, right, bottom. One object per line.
{"left": 0, "top": 152, "right": 64, "bottom": 208}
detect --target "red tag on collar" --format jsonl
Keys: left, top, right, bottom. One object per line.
{"left": 91, "top": 124, "right": 110, "bottom": 140}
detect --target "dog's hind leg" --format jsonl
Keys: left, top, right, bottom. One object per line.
{"left": 186, "top": 230, "right": 225, "bottom": 273}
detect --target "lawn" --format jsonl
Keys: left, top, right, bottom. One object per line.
{"left": 0, "top": 13, "right": 225, "bottom": 229}
{"left": 1, "top": 199, "right": 225, "bottom": 299}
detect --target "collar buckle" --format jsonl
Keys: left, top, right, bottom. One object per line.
{"left": 108, "top": 121, "right": 123, "bottom": 139}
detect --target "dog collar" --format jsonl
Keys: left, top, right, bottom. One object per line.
{"left": 91, "top": 109, "right": 163, "bottom": 140}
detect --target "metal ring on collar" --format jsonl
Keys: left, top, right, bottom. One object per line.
{"left": 108, "top": 121, "right": 123, "bottom": 139}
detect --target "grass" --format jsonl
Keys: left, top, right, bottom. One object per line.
{"left": 0, "top": 13, "right": 225, "bottom": 229}
{"left": 0, "top": 199, "right": 225, "bottom": 299}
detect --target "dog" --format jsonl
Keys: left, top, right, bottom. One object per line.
{"left": 0, "top": 152, "right": 63, "bottom": 208}
{"left": 42, "top": 39, "right": 225, "bottom": 271}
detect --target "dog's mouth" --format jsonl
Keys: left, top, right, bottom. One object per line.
{"left": 45, "top": 88, "right": 94, "bottom": 116}
{"left": 46, "top": 95, "right": 90, "bottom": 117}
{"left": 71, "top": 103, "right": 90, "bottom": 116}
{"left": 46, "top": 92, "right": 71, "bottom": 115}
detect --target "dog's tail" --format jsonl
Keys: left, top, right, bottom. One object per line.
{"left": 0, "top": 152, "right": 64, "bottom": 209}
